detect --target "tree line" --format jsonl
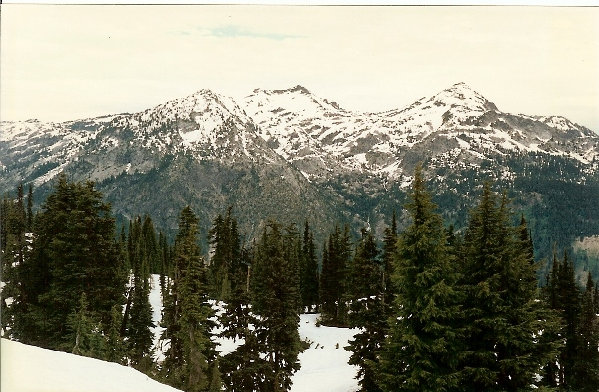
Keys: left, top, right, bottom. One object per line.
{"left": 1, "top": 168, "right": 598, "bottom": 392}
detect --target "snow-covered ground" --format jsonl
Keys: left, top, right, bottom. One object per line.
{"left": 0, "top": 338, "right": 182, "bottom": 392}
{"left": 292, "top": 313, "right": 359, "bottom": 392}
{"left": 1, "top": 275, "right": 359, "bottom": 392}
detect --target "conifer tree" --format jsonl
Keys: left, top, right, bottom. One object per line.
{"left": 161, "top": 206, "right": 217, "bottom": 392}
{"left": 26, "top": 184, "right": 33, "bottom": 232}
{"left": 12, "top": 174, "right": 125, "bottom": 350}
{"left": 127, "top": 274, "right": 154, "bottom": 370}
{"left": 0, "top": 185, "right": 29, "bottom": 337}
{"left": 459, "top": 184, "right": 557, "bottom": 391}
{"left": 377, "top": 166, "right": 462, "bottom": 392}
{"left": 178, "top": 227, "right": 217, "bottom": 392}
{"left": 319, "top": 224, "right": 351, "bottom": 326}
{"left": 208, "top": 207, "right": 241, "bottom": 300}
{"left": 250, "top": 221, "right": 301, "bottom": 392}
{"left": 570, "top": 274, "right": 599, "bottom": 391}
{"left": 106, "top": 304, "right": 127, "bottom": 365}
{"left": 124, "top": 216, "right": 155, "bottom": 371}
{"left": 381, "top": 210, "right": 397, "bottom": 305}
{"left": 345, "top": 229, "right": 385, "bottom": 392}
{"left": 67, "top": 292, "right": 106, "bottom": 359}
{"left": 299, "top": 220, "right": 319, "bottom": 312}
{"left": 219, "top": 243, "right": 264, "bottom": 392}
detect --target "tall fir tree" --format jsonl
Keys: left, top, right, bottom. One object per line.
{"left": 26, "top": 183, "right": 34, "bottom": 232}
{"left": 219, "top": 242, "right": 264, "bottom": 392}
{"left": 106, "top": 304, "right": 127, "bottom": 365}
{"left": 250, "top": 221, "right": 301, "bottom": 392}
{"left": 459, "top": 184, "right": 558, "bottom": 391}
{"left": 0, "top": 185, "right": 29, "bottom": 337}
{"left": 161, "top": 206, "right": 218, "bottom": 392}
{"left": 381, "top": 210, "right": 398, "bottom": 306}
{"left": 67, "top": 292, "right": 106, "bottom": 359}
{"left": 124, "top": 216, "right": 155, "bottom": 371}
{"left": 319, "top": 224, "right": 351, "bottom": 326}
{"left": 377, "top": 166, "right": 463, "bottom": 392}
{"left": 178, "top": 226, "right": 218, "bottom": 392}
{"left": 570, "top": 273, "right": 599, "bottom": 391}
{"left": 207, "top": 207, "right": 241, "bottom": 300}
{"left": 345, "top": 228, "right": 385, "bottom": 392}
{"left": 299, "top": 220, "right": 319, "bottom": 312}
{"left": 10, "top": 174, "right": 126, "bottom": 350}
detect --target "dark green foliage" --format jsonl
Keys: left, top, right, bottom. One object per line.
{"left": 459, "top": 184, "right": 558, "bottom": 391}
{"left": 127, "top": 275, "right": 154, "bottom": 370}
{"left": 345, "top": 229, "right": 384, "bottom": 392}
{"left": 161, "top": 206, "right": 217, "bottom": 392}
{"left": 381, "top": 210, "right": 398, "bottom": 305}
{"left": 1, "top": 184, "right": 29, "bottom": 337}
{"left": 207, "top": 207, "right": 241, "bottom": 300}
{"left": 299, "top": 220, "right": 319, "bottom": 312}
{"left": 543, "top": 250, "right": 599, "bottom": 391}
{"left": 219, "top": 244, "right": 264, "bottom": 392}
{"left": 9, "top": 174, "right": 126, "bottom": 351}
{"left": 319, "top": 224, "right": 351, "bottom": 326}
{"left": 106, "top": 304, "right": 127, "bottom": 365}
{"left": 570, "top": 274, "right": 599, "bottom": 391}
{"left": 250, "top": 221, "right": 301, "bottom": 392}
{"left": 545, "top": 251, "right": 581, "bottom": 388}
{"left": 124, "top": 216, "right": 157, "bottom": 371}
{"left": 26, "top": 184, "right": 33, "bottom": 232}
{"left": 378, "top": 166, "right": 463, "bottom": 392}
{"left": 67, "top": 292, "right": 106, "bottom": 359}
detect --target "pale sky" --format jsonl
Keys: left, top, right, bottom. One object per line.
{"left": 1, "top": 5, "right": 598, "bottom": 131}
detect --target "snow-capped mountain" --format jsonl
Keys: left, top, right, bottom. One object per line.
{"left": 1, "top": 83, "right": 598, "bottom": 256}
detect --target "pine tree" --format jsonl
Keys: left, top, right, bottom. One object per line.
{"left": 207, "top": 207, "right": 241, "bottom": 300}
{"left": 377, "top": 166, "right": 463, "bottom": 392}
{"left": 549, "top": 251, "right": 581, "bottom": 388}
{"left": 161, "top": 206, "right": 217, "bottom": 392}
{"left": 250, "top": 221, "right": 301, "bottom": 392}
{"left": 540, "top": 250, "right": 567, "bottom": 388}
{"left": 381, "top": 210, "right": 398, "bottom": 305}
{"left": 319, "top": 224, "right": 351, "bottom": 326}
{"left": 0, "top": 186, "right": 29, "bottom": 337}
{"left": 11, "top": 174, "right": 126, "bottom": 350}
{"left": 67, "top": 292, "right": 106, "bottom": 359}
{"left": 299, "top": 220, "right": 319, "bottom": 312}
{"left": 122, "top": 216, "right": 155, "bottom": 371}
{"left": 219, "top": 243, "right": 264, "bottom": 392}
{"left": 570, "top": 274, "right": 599, "bottom": 391}
{"left": 345, "top": 229, "right": 384, "bottom": 392}
{"left": 459, "top": 184, "right": 558, "bottom": 391}
{"left": 127, "top": 274, "right": 154, "bottom": 370}
{"left": 179, "top": 228, "right": 216, "bottom": 392}
{"left": 106, "top": 304, "right": 127, "bottom": 365}
{"left": 26, "top": 184, "right": 33, "bottom": 232}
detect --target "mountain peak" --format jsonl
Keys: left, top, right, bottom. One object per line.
{"left": 431, "top": 82, "right": 498, "bottom": 113}
{"left": 269, "top": 85, "right": 312, "bottom": 95}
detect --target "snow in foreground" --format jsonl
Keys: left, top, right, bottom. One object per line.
{"left": 1, "top": 338, "right": 182, "bottom": 392}
{"left": 148, "top": 274, "right": 360, "bottom": 392}
{"left": 2, "top": 275, "right": 359, "bottom": 392}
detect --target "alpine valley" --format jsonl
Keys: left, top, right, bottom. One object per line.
{"left": 2, "top": 82, "right": 598, "bottom": 279}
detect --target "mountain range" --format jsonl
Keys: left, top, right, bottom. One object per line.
{"left": 2, "top": 82, "right": 598, "bottom": 278}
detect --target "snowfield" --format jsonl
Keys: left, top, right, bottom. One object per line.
{"left": 1, "top": 275, "right": 359, "bottom": 392}
{"left": 0, "top": 338, "right": 182, "bottom": 392}
{"left": 292, "top": 313, "right": 359, "bottom": 392}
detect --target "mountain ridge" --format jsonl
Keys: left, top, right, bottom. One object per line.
{"left": 1, "top": 83, "right": 598, "bottom": 277}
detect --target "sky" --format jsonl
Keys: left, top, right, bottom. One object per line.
{"left": 1, "top": 5, "right": 598, "bottom": 131}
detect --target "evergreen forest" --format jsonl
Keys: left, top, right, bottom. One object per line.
{"left": 1, "top": 169, "right": 598, "bottom": 392}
